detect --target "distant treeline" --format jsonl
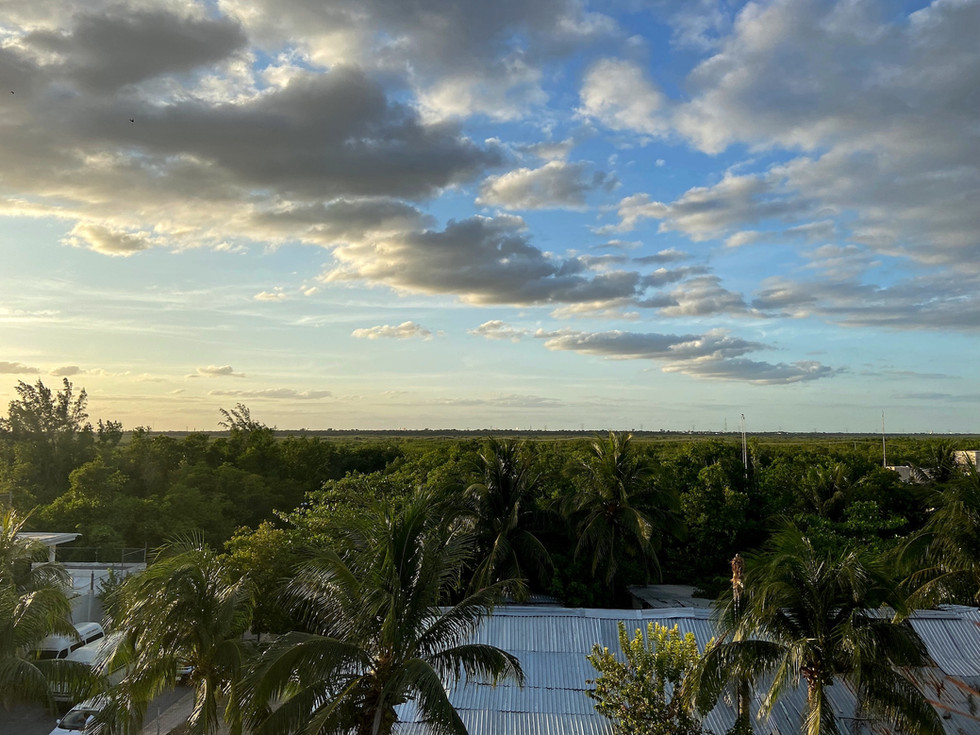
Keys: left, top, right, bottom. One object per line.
{"left": 2, "top": 379, "right": 978, "bottom": 607}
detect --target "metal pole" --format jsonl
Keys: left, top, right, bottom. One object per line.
{"left": 882, "top": 411, "right": 887, "bottom": 468}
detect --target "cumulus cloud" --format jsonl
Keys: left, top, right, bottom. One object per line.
{"left": 469, "top": 322, "right": 837, "bottom": 385}
{"left": 63, "top": 223, "right": 156, "bottom": 257}
{"left": 22, "top": 9, "right": 248, "bottom": 94}
{"left": 477, "top": 161, "right": 614, "bottom": 210}
{"left": 654, "top": 276, "right": 754, "bottom": 317}
{"left": 190, "top": 365, "right": 246, "bottom": 378}
{"left": 221, "top": 0, "right": 617, "bottom": 121}
{"left": 600, "top": 0, "right": 979, "bottom": 275}
{"left": 578, "top": 58, "right": 669, "bottom": 136}
{"left": 351, "top": 322, "right": 434, "bottom": 340}
{"left": 322, "top": 214, "right": 650, "bottom": 307}
{"left": 209, "top": 389, "right": 332, "bottom": 399}
{"left": 0, "top": 361, "right": 39, "bottom": 374}
{"left": 468, "top": 320, "right": 529, "bottom": 342}
{"left": 0, "top": 7, "right": 506, "bottom": 258}
{"left": 50, "top": 366, "right": 83, "bottom": 377}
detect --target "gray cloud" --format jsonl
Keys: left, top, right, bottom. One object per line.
{"left": 633, "top": 249, "right": 692, "bottom": 264}
{"left": 663, "top": 358, "right": 837, "bottom": 385}
{"left": 50, "top": 366, "right": 82, "bottom": 377}
{"left": 530, "top": 326, "right": 836, "bottom": 385}
{"left": 536, "top": 328, "right": 761, "bottom": 361}
{"left": 753, "top": 273, "right": 980, "bottom": 331}
{"left": 223, "top": 0, "right": 618, "bottom": 120}
{"left": 0, "top": 10, "right": 506, "bottom": 257}
{"left": 893, "top": 392, "right": 980, "bottom": 403}
{"left": 477, "top": 161, "right": 614, "bottom": 210}
{"left": 23, "top": 9, "right": 248, "bottom": 94}
{"left": 322, "top": 214, "right": 650, "bottom": 306}
{"left": 654, "top": 275, "right": 754, "bottom": 317}
{"left": 0, "top": 361, "right": 40, "bottom": 374}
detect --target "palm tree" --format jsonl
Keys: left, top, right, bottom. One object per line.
{"left": 466, "top": 438, "right": 552, "bottom": 598}
{"left": 565, "top": 432, "right": 676, "bottom": 588}
{"left": 687, "top": 528, "right": 943, "bottom": 735}
{"left": 242, "top": 489, "right": 524, "bottom": 735}
{"left": 0, "top": 507, "right": 78, "bottom": 710}
{"left": 902, "top": 459, "right": 980, "bottom": 606}
{"left": 106, "top": 535, "right": 253, "bottom": 735}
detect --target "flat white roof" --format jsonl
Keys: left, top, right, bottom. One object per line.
{"left": 17, "top": 531, "right": 81, "bottom": 547}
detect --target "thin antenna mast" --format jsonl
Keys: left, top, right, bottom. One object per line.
{"left": 741, "top": 413, "right": 748, "bottom": 477}
{"left": 881, "top": 411, "right": 887, "bottom": 468}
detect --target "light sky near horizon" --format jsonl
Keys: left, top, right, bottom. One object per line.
{"left": 0, "top": 0, "right": 977, "bottom": 433}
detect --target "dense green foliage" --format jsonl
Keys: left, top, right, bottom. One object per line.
{"left": 2, "top": 379, "right": 980, "bottom": 608}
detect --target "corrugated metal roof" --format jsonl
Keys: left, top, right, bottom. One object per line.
{"left": 393, "top": 605, "right": 980, "bottom": 735}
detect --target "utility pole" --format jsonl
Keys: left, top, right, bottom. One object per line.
{"left": 881, "top": 411, "right": 887, "bottom": 468}
{"left": 741, "top": 413, "right": 748, "bottom": 477}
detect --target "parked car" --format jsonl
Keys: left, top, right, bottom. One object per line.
{"left": 47, "top": 697, "right": 105, "bottom": 734}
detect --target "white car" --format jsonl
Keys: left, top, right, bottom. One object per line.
{"left": 47, "top": 697, "right": 104, "bottom": 734}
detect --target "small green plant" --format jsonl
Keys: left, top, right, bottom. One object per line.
{"left": 587, "top": 621, "right": 708, "bottom": 735}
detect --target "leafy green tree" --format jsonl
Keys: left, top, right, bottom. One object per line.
{"left": 689, "top": 528, "right": 943, "bottom": 735}
{"left": 223, "top": 521, "right": 300, "bottom": 638}
{"left": 242, "top": 489, "right": 524, "bottom": 735}
{"left": 566, "top": 432, "right": 678, "bottom": 590}
{"left": 587, "top": 621, "right": 707, "bottom": 735}
{"left": 671, "top": 462, "right": 750, "bottom": 583}
{"left": 0, "top": 379, "right": 96, "bottom": 505}
{"left": 108, "top": 536, "right": 253, "bottom": 735}
{"left": 466, "top": 438, "right": 552, "bottom": 597}
{"left": 0, "top": 508, "right": 79, "bottom": 710}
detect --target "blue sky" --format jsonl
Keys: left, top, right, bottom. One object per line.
{"left": 0, "top": 0, "right": 977, "bottom": 432}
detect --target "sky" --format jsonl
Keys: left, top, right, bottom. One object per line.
{"left": 0, "top": 0, "right": 978, "bottom": 433}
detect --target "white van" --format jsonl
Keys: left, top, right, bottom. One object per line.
{"left": 33, "top": 622, "right": 105, "bottom": 661}
{"left": 51, "top": 638, "right": 126, "bottom": 703}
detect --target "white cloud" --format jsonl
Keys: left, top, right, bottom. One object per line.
{"left": 209, "top": 388, "right": 332, "bottom": 399}
{"left": 468, "top": 320, "right": 529, "bottom": 342}
{"left": 351, "top": 322, "right": 434, "bottom": 340}
{"left": 190, "top": 365, "right": 246, "bottom": 378}
{"left": 578, "top": 58, "right": 669, "bottom": 136}
{"left": 254, "top": 289, "right": 287, "bottom": 301}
